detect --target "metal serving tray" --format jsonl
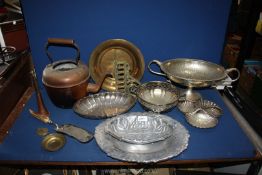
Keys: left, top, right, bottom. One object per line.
{"left": 89, "top": 39, "right": 145, "bottom": 91}
{"left": 95, "top": 112, "right": 190, "bottom": 163}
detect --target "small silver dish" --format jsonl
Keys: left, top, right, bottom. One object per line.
{"left": 105, "top": 112, "right": 173, "bottom": 144}
{"left": 185, "top": 108, "right": 218, "bottom": 128}
{"left": 73, "top": 92, "right": 136, "bottom": 119}
{"left": 136, "top": 81, "right": 180, "bottom": 113}
{"left": 177, "top": 91, "right": 202, "bottom": 113}
{"left": 201, "top": 100, "right": 222, "bottom": 117}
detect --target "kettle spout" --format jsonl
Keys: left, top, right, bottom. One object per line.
{"left": 87, "top": 73, "right": 112, "bottom": 93}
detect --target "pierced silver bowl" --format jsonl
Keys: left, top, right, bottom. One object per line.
{"left": 136, "top": 81, "right": 180, "bottom": 113}
{"left": 201, "top": 100, "right": 222, "bottom": 117}
{"left": 73, "top": 92, "right": 136, "bottom": 119}
{"left": 185, "top": 108, "right": 219, "bottom": 128}
{"left": 104, "top": 112, "right": 173, "bottom": 144}
{"left": 177, "top": 91, "right": 202, "bottom": 113}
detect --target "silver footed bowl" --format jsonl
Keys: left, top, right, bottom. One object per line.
{"left": 136, "top": 81, "right": 180, "bottom": 113}
{"left": 148, "top": 59, "right": 240, "bottom": 88}
{"left": 73, "top": 92, "right": 136, "bottom": 119}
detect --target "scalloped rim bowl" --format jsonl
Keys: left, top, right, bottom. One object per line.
{"left": 73, "top": 92, "right": 136, "bottom": 119}
{"left": 136, "top": 81, "right": 180, "bottom": 113}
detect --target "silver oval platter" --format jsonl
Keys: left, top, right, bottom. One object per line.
{"left": 95, "top": 112, "right": 190, "bottom": 163}
{"left": 73, "top": 92, "right": 136, "bottom": 119}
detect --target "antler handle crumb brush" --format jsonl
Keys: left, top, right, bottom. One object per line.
{"left": 29, "top": 68, "right": 51, "bottom": 124}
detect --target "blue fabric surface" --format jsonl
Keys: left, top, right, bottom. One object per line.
{"left": 2, "top": 0, "right": 255, "bottom": 163}
{"left": 20, "top": 0, "right": 231, "bottom": 86}
{"left": 0, "top": 87, "right": 256, "bottom": 162}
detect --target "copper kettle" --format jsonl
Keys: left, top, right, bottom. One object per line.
{"left": 42, "top": 38, "right": 108, "bottom": 108}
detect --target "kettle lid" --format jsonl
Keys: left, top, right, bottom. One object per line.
{"left": 42, "top": 60, "right": 89, "bottom": 88}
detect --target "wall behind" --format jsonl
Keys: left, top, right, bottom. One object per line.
{"left": 21, "top": 0, "right": 231, "bottom": 83}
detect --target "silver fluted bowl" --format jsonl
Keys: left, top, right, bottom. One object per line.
{"left": 73, "top": 92, "right": 136, "bottom": 119}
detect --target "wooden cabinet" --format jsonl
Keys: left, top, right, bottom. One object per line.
{"left": 0, "top": 52, "right": 32, "bottom": 142}
{"left": 222, "top": 0, "right": 262, "bottom": 137}
{"left": 1, "top": 20, "right": 29, "bottom": 52}
{"left": 0, "top": 18, "right": 32, "bottom": 142}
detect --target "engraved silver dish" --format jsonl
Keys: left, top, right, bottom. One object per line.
{"left": 148, "top": 59, "right": 240, "bottom": 88}
{"left": 95, "top": 112, "right": 190, "bottom": 163}
{"left": 73, "top": 92, "right": 136, "bottom": 119}
{"left": 104, "top": 112, "right": 173, "bottom": 144}
{"left": 135, "top": 81, "right": 180, "bottom": 113}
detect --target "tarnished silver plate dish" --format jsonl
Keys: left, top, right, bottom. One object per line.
{"left": 73, "top": 92, "right": 136, "bottom": 119}
{"left": 104, "top": 112, "right": 173, "bottom": 144}
{"left": 185, "top": 108, "right": 219, "bottom": 128}
{"left": 135, "top": 81, "right": 180, "bottom": 113}
{"left": 95, "top": 112, "right": 190, "bottom": 163}
{"left": 201, "top": 100, "right": 223, "bottom": 117}
{"left": 148, "top": 59, "right": 240, "bottom": 88}
{"left": 177, "top": 91, "right": 202, "bottom": 113}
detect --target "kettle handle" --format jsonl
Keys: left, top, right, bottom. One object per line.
{"left": 45, "top": 38, "right": 81, "bottom": 64}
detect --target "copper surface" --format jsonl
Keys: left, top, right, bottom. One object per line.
{"left": 42, "top": 38, "right": 107, "bottom": 108}
{"left": 42, "top": 60, "right": 89, "bottom": 88}
{"left": 44, "top": 82, "right": 87, "bottom": 108}
{"left": 89, "top": 39, "right": 145, "bottom": 91}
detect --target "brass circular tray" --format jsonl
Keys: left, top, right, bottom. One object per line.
{"left": 89, "top": 39, "right": 145, "bottom": 91}
{"left": 41, "top": 133, "right": 66, "bottom": 152}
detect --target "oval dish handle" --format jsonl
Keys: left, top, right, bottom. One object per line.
{"left": 223, "top": 68, "right": 240, "bottom": 83}
{"left": 148, "top": 60, "right": 166, "bottom": 77}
